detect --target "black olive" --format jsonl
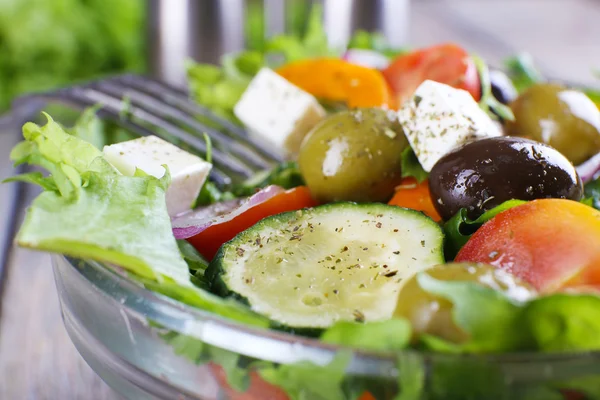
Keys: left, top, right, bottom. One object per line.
{"left": 489, "top": 70, "right": 518, "bottom": 105}
{"left": 429, "top": 136, "right": 583, "bottom": 220}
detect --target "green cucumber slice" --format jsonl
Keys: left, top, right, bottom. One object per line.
{"left": 206, "top": 203, "right": 444, "bottom": 329}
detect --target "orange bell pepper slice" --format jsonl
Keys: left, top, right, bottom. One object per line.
{"left": 276, "top": 58, "right": 397, "bottom": 109}
{"left": 388, "top": 178, "right": 441, "bottom": 222}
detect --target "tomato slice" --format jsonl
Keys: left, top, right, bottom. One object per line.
{"left": 357, "top": 392, "right": 377, "bottom": 400}
{"left": 209, "top": 363, "right": 288, "bottom": 400}
{"left": 388, "top": 178, "right": 441, "bottom": 222}
{"left": 455, "top": 199, "right": 600, "bottom": 293}
{"left": 382, "top": 43, "right": 481, "bottom": 105}
{"left": 187, "top": 186, "right": 317, "bottom": 260}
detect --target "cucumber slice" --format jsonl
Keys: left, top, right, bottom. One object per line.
{"left": 206, "top": 203, "right": 444, "bottom": 329}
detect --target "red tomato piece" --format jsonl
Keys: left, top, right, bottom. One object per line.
{"left": 455, "top": 199, "right": 600, "bottom": 293}
{"left": 382, "top": 43, "right": 481, "bottom": 105}
{"left": 209, "top": 363, "right": 289, "bottom": 400}
{"left": 357, "top": 392, "right": 377, "bottom": 400}
{"left": 187, "top": 186, "right": 317, "bottom": 260}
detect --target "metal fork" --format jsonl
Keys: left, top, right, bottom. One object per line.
{"left": 0, "top": 73, "right": 282, "bottom": 288}
{"left": 9, "top": 73, "right": 283, "bottom": 187}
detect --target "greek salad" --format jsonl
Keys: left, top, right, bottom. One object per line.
{"left": 5, "top": 7, "right": 600, "bottom": 400}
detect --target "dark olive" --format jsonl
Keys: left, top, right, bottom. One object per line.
{"left": 298, "top": 108, "right": 408, "bottom": 203}
{"left": 489, "top": 70, "right": 518, "bottom": 105}
{"left": 429, "top": 136, "right": 584, "bottom": 220}
{"left": 506, "top": 83, "right": 600, "bottom": 165}
{"left": 394, "top": 263, "right": 536, "bottom": 344}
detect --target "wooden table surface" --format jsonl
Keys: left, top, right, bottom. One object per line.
{"left": 1, "top": 1, "right": 600, "bottom": 399}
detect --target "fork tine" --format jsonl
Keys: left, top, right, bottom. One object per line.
{"left": 116, "top": 75, "right": 284, "bottom": 163}
{"left": 18, "top": 90, "right": 232, "bottom": 187}
{"left": 67, "top": 86, "right": 255, "bottom": 179}
{"left": 91, "top": 80, "right": 273, "bottom": 171}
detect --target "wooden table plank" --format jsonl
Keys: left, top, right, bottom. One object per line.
{"left": 0, "top": 184, "right": 120, "bottom": 400}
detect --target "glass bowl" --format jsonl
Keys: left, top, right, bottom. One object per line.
{"left": 53, "top": 254, "right": 600, "bottom": 400}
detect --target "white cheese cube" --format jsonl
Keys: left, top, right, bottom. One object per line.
{"left": 234, "top": 67, "right": 326, "bottom": 159}
{"left": 103, "top": 135, "right": 212, "bottom": 216}
{"left": 398, "top": 80, "right": 502, "bottom": 172}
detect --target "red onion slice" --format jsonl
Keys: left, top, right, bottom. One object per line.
{"left": 577, "top": 151, "right": 600, "bottom": 184}
{"left": 172, "top": 185, "right": 285, "bottom": 239}
{"left": 342, "top": 49, "right": 390, "bottom": 70}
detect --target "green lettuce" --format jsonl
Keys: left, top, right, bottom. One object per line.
{"left": 417, "top": 273, "right": 532, "bottom": 353}
{"left": 321, "top": 319, "right": 412, "bottom": 352}
{"left": 584, "top": 177, "right": 600, "bottom": 211}
{"left": 523, "top": 294, "right": 600, "bottom": 352}
{"left": 258, "top": 352, "right": 352, "bottom": 400}
{"left": 443, "top": 199, "right": 527, "bottom": 260}
{"left": 400, "top": 147, "right": 428, "bottom": 183}
{"left": 9, "top": 113, "right": 189, "bottom": 284}
{"left": 347, "top": 30, "right": 409, "bottom": 59}
{"left": 6, "top": 113, "right": 269, "bottom": 328}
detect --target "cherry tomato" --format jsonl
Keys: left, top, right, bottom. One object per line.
{"left": 357, "top": 392, "right": 377, "bottom": 400}
{"left": 209, "top": 364, "right": 288, "bottom": 400}
{"left": 561, "top": 390, "right": 586, "bottom": 400}
{"left": 187, "top": 186, "right": 317, "bottom": 260}
{"left": 382, "top": 43, "right": 481, "bottom": 105}
{"left": 388, "top": 178, "right": 441, "bottom": 222}
{"left": 455, "top": 199, "right": 600, "bottom": 293}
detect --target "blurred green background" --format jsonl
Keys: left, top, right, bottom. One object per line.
{"left": 0, "top": 0, "right": 315, "bottom": 112}
{"left": 0, "top": 0, "right": 146, "bottom": 111}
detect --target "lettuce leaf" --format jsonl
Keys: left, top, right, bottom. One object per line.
{"left": 321, "top": 319, "right": 412, "bottom": 352}
{"left": 584, "top": 177, "right": 600, "bottom": 211}
{"left": 417, "top": 273, "right": 532, "bottom": 353}
{"left": 400, "top": 147, "right": 428, "bottom": 183}
{"left": 232, "top": 161, "right": 305, "bottom": 197}
{"left": 523, "top": 294, "right": 600, "bottom": 352}
{"left": 8, "top": 113, "right": 270, "bottom": 328}
{"left": 347, "top": 30, "right": 409, "bottom": 59}
{"left": 258, "top": 352, "right": 351, "bottom": 400}
{"left": 9, "top": 113, "right": 190, "bottom": 284}
{"left": 443, "top": 199, "right": 527, "bottom": 260}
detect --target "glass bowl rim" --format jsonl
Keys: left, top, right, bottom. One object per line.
{"left": 59, "top": 254, "right": 600, "bottom": 370}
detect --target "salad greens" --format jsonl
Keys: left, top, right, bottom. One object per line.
{"left": 5, "top": 114, "right": 269, "bottom": 328}
{"left": 187, "top": 4, "right": 336, "bottom": 127}
{"left": 400, "top": 147, "right": 429, "bottom": 183}
{"left": 443, "top": 199, "right": 527, "bottom": 260}
{"left": 233, "top": 161, "right": 305, "bottom": 196}
{"left": 472, "top": 54, "right": 515, "bottom": 121}
{"left": 8, "top": 114, "right": 189, "bottom": 284}
{"left": 347, "top": 30, "right": 409, "bottom": 59}
{"left": 523, "top": 294, "right": 600, "bottom": 352}
{"left": 504, "top": 53, "right": 545, "bottom": 93}
{"left": 321, "top": 319, "right": 412, "bottom": 352}
{"left": 584, "top": 177, "right": 600, "bottom": 210}
{"left": 417, "top": 273, "right": 531, "bottom": 353}
{"left": 258, "top": 352, "right": 352, "bottom": 400}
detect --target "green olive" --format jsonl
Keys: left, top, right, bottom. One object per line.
{"left": 393, "top": 263, "right": 537, "bottom": 344}
{"left": 298, "top": 108, "right": 408, "bottom": 203}
{"left": 506, "top": 83, "right": 600, "bottom": 165}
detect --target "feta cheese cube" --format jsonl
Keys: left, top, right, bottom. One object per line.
{"left": 398, "top": 80, "right": 502, "bottom": 172}
{"left": 234, "top": 68, "right": 326, "bottom": 159}
{"left": 103, "top": 135, "right": 212, "bottom": 216}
